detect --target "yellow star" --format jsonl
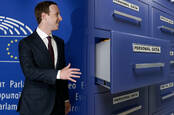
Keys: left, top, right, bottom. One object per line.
{"left": 11, "top": 40, "right": 14, "bottom": 43}
{"left": 15, "top": 39, "right": 18, "bottom": 42}
{"left": 8, "top": 43, "right": 10, "bottom": 46}
{"left": 14, "top": 56, "right": 18, "bottom": 59}
{"left": 7, "top": 52, "right": 10, "bottom": 55}
{"left": 6, "top": 48, "right": 9, "bottom": 51}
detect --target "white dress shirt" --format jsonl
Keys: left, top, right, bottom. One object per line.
{"left": 36, "top": 27, "right": 60, "bottom": 79}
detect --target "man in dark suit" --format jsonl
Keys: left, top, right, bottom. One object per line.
{"left": 17, "top": 1, "right": 81, "bottom": 115}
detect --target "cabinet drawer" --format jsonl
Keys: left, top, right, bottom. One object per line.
{"left": 95, "top": 31, "right": 170, "bottom": 94}
{"left": 149, "top": 81, "right": 174, "bottom": 114}
{"left": 94, "top": 88, "right": 148, "bottom": 115}
{"left": 95, "top": 0, "right": 149, "bottom": 35}
{"left": 153, "top": 0, "right": 174, "bottom": 12}
{"left": 152, "top": 7, "right": 174, "bottom": 40}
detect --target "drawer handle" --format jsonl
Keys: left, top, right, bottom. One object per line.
{"left": 170, "top": 60, "right": 174, "bottom": 64}
{"left": 134, "top": 63, "right": 165, "bottom": 69}
{"left": 112, "top": 105, "right": 142, "bottom": 115}
{"left": 170, "top": 0, "right": 174, "bottom": 3}
{"left": 113, "top": 10, "right": 142, "bottom": 24}
{"left": 159, "top": 26, "right": 174, "bottom": 34}
{"left": 162, "top": 92, "right": 174, "bottom": 100}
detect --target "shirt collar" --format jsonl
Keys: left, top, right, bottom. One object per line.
{"left": 36, "top": 27, "right": 53, "bottom": 40}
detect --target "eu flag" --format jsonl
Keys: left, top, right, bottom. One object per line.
{"left": 0, "top": 16, "right": 33, "bottom": 62}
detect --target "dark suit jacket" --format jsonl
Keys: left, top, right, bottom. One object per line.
{"left": 17, "top": 31, "right": 69, "bottom": 115}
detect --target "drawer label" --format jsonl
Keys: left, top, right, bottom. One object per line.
{"left": 133, "top": 43, "right": 161, "bottom": 53}
{"left": 113, "top": 0, "right": 139, "bottom": 12}
{"left": 170, "top": 51, "right": 174, "bottom": 56}
{"left": 113, "top": 91, "right": 139, "bottom": 104}
{"left": 160, "top": 82, "right": 174, "bottom": 90}
{"left": 160, "top": 16, "right": 174, "bottom": 25}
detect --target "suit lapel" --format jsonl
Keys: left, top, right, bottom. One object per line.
{"left": 32, "top": 31, "right": 53, "bottom": 66}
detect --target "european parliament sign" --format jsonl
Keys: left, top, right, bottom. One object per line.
{"left": 0, "top": 16, "right": 32, "bottom": 115}
{"left": 0, "top": 15, "right": 32, "bottom": 115}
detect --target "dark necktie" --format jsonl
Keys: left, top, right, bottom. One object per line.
{"left": 47, "top": 36, "right": 54, "bottom": 65}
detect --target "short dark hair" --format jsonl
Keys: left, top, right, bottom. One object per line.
{"left": 34, "top": 1, "right": 57, "bottom": 24}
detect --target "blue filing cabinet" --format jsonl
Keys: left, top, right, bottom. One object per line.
{"left": 84, "top": 0, "right": 174, "bottom": 115}
{"left": 95, "top": 88, "right": 148, "bottom": 115}
{"left": 149, "top": 81, "right": 174, "bottom": 115}
{"left": 95, "top": 30, "right": 170, "bottom": 94}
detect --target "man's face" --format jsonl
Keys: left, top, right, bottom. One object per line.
{"left": 46, "top": 4, "right": 62, "bottom": 31}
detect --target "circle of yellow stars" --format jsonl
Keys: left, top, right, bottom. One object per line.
{"left": 6, "top": 39, "right": 18, "bottom": 60}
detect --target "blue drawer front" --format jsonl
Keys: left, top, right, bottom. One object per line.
{"left": 111, "top": 31, "right": 170, "bottom": 93}
{"left": 149, "top": 81, "right": 174, "bottom": 115}
{"left": 95, "top": 88, "right": 148, "bottom": 115}
{"left": 152, "top": 7, "right": 174, "bottom": 40}
{"left": 153, "top": 0, "right": 174, "bottom": 12}
{"left": 169, "top": 43, "right": 174, "bottom": 78}
{"left": 95, "top": 0, "right": 149, "bottom": 36}
{"left": 153, "top": 106, "right": 174, "bottom": 115}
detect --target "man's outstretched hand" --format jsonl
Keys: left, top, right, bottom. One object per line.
{"left": 60, "top": 63, "right": 81, "bottom": 82}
